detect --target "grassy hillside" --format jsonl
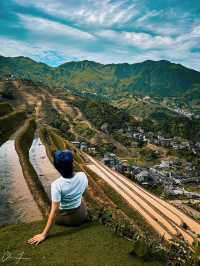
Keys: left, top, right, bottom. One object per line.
{"left": 1, "top": 75, "right": 199, "bottom": 144}
{"left": 0, "top": 221, "right": 163, "bottom": 266}
{"left": 112, "top": 95, "right": 200, "bottom": 141}
{"left": 73, "top": 96, "right": 135, "bottom": 133}
{"left": 0, "top": 55, "right": 200, "bottom": 99}
{"left": 0, "top": 82, "right": 198, "bottom": 265}
{"left": 1, "top": 55, "right": 200, "bottom": 142}
{"left": 71, "top": 93, "right": 200, "bottom": 142}
{"left": 143, "top": 110, "right": 200, "bottom": 140}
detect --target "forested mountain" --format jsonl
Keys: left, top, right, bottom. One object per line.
{"left": 0, "top": 55, "right": 200, "bottom": 98}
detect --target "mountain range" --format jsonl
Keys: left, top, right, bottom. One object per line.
{"left": 0, "top": 55, "right": 200, "bottom": 99}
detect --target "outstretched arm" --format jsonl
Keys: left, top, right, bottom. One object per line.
{"left": 27, "top": 201, "right": 60, "bottom": 245}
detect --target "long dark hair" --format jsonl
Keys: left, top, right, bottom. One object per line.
{"left": 53, "top": 153, "right": 74, "bottom": 179}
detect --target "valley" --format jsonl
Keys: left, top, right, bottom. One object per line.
{"left": 0, "top": 57, "right": 200, "bottom": 265}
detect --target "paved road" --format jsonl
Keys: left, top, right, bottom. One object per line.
{"left": 85, "top": 154, "right": 200, "bottom": 245}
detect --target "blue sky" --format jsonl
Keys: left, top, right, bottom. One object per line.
{"left": 0, "top": 0, "right": 200, "bottom": 70}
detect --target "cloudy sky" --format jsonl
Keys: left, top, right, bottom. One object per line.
{"left": 0, "top": 0, "right": 200, "bottom": 70}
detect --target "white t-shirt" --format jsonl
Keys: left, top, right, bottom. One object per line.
{"left": 51, "top": 171, "right": 88, "bottom": 210}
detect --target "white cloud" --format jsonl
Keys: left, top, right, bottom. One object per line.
{"left": 97, "top": 30, "right": 174, "bottom": 49}
{"left": 2, "top": 1, "right": 200, "bottom": 71}
{"left": 0, "top": 37, "right": 43, "bottom": 57}
{"left": 135, "top": 8, "right": 196, "bottom": 37}
{"left": 94, "top": 26, "right": 200, "bottom": 71}
{"left": 140, "top": 22, "right": 187, "bottom": 36}
{"left": 136, "top": 10, "right": 161, "bottom": 24}
{"left": 0, "top": 36, "right": 200, "bottom": 71}
{"left": 15, "top": 0, "right": 139, "bottom": 28}
{"left": 76, "top": 1, "right": 138, "bottom": 27}
{"left": 18, "top": 14, "right": 95, "bottom": 41}
{"left": 0, "top": 36, "right": 114, "bottom": 64}
{"left": 191, "top": 25, "right": 200, "bottom": 36}
{"left": 97, "top": 21, "right": 200, "bottom": 52}
{"left": 125, "top": 32, "right": 173, "bottom": 49}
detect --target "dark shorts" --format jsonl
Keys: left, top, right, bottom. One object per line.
{"left": 55, "top": 199, "right": 88, "bottom": 226}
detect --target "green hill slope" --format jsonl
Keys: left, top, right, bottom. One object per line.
{"left": 0, "top": 221, "right": 163, "bottom": 266}
{"left": 1, "top": 55, "right": 200, "bottom": 98}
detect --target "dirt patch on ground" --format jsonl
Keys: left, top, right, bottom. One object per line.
{"left": 51, "top": 96, "right": 131, "bottom": 154}
{"left": 52, "top": 98, "right": 77, "bottom": 119}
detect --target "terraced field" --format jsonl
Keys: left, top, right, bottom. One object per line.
{"left": 85, "top": 153, "right": 200, "bottom": 246}
{"left": 0, "top": 78, "right": 199, "bottom": 265}
{"left": 0, "top": 124, "right": 42, "bottom": 226}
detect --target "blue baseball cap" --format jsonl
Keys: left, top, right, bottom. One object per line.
{"left": 54, "top": 149, "right": 73, "bottom": 165}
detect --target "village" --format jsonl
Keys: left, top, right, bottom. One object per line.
{"left": 131, "top": 126, "right": 200, "bottom": 155}
{"left": 142, "top": 95, "right": 199, "bottom": 119}
{"left": 71, "top": 138, "right": 200, "bottom": 199}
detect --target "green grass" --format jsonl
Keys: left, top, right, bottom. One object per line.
{"left": 184, "top": 184, "right": 200, "bottom": 193}
{"left": 0, "top": 221, "right": 163, "bottom": 266}
{"left": 147, "top": 185, "right": 165, "bottom": 197}
{"left": 119, "top": 155, "right": 159, "bottom": 168}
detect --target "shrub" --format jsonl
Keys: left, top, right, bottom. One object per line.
{"left": 0, "top": 102, "right": 12, "bottom": 117}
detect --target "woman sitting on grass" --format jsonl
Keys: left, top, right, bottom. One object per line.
{"left": 27, "top": 149, "right": 88, "bottom": 245}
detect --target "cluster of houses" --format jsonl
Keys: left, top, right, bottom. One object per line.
{"left": 131, "top": 128, "right": 200, "bottom": 155}
{"left": 102, "top": 153, "right": 139, "bottom": 176}
{"left": 102, "top": 152, "right": 157, "bottom": 185}
{"left": 101, "top": 152, "right": 200, "bottom": 199}
{"left": 165, "top": 105, "right": 194, "bottom": 119}
{"left": 172, "top": 108, "right": 193, "bottom": 119}
{"left": 164, "top": 185, "right": 200, "bottom": 198}
{"left": 71, "top": 140, "right": 96, "bottom": 153}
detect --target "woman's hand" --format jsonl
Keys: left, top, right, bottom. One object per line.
{"left": 26, "top": 202, "right": 60, "bottom": 246}
{"left": 26, "top": 233, "right": 46, "bottom": 245}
